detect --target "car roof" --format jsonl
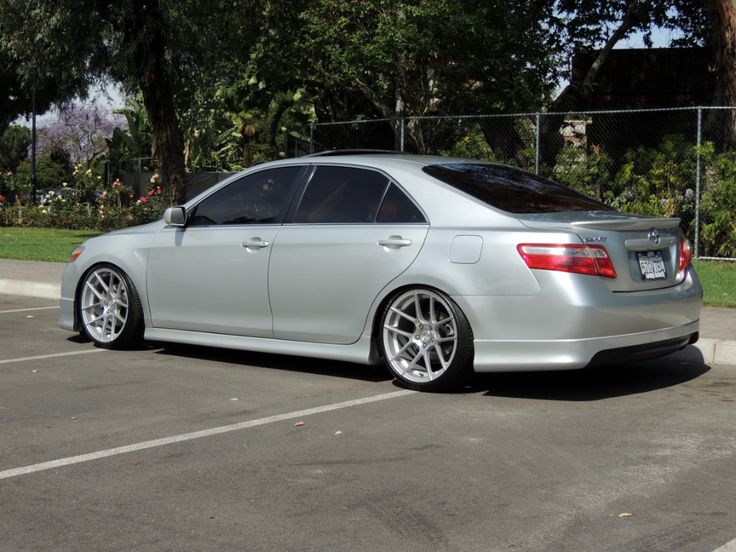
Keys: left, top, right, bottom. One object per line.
{"left": 263, "top": 152, "right": 479, "bottom": 172}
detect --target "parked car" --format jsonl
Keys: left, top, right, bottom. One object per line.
{"left": 60, "top": 152, "right": 702, "bottom": 391}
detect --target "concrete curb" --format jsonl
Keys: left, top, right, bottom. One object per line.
{"left": 0, "top": 278, "right": 61, "bottom": 301}
{"left": 2, "top": 276, "right": 735, "bottom": 368}
{"left": 691, "top": 338, "right": 736, "bottom": 366}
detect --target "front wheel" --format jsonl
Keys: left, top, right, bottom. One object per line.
{"left": 78, "top": 264, "right": 144, "bottom": 349}
{"left": 379, "top": 288, "right": 473, "bottom": 391}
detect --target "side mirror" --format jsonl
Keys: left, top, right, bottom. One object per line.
{"left": 164, "top": 206, "right": 187, "bottom": 227}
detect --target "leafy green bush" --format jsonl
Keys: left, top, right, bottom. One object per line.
{"left": 699, "top": 146, "right": 736, "bottom": 257}
{"left": 0, "top": 170, "right": 164, "bottom": 232}
{"left": 0, "top": 170, "right": 29, "bottom": 205}
{"left": 441, "top": 124, "right": 498, "bottom": 160}
{"left": 553, "top": 144, "right": 612, "bottom": 200}
{"left": 15, "top": 157, "right": 68, "bottom": 194}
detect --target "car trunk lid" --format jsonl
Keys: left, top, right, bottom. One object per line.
{"left": 517, "top": 212, "right": 685, "bottom": 292}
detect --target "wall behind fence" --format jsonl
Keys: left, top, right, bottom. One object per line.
{"left": 307, "top": 107, "right": 736, "bottom": 261}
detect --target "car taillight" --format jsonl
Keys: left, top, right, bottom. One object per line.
{"left": 517, "top": 243, "right": 617, "bottom": 279}
{"left": 678, "top": 238, "right": 692, "bottom": 275}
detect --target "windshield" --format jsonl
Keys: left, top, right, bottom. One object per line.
{"left": 423, "top": 163, "right": 613, "bottom": 214}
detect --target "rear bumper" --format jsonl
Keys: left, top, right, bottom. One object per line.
{"left": 472, "top": 320, "right": 699, "bottom": 372}
{"left": 461, "top": 265, "right": 702, "bottom": 372}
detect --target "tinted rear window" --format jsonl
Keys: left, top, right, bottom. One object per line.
{"left": 422, "top": 163, "right": 613, "bottom": 214}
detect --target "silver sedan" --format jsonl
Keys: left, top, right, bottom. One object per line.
{"left": 60, "top": 153, "right": 702, "bottom": 391}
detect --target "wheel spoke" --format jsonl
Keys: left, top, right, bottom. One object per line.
{"left": 422, "top": 351, "right": 434, "bottom": 380}
{"left": 390, "top": 339, "right": 414, "bottom": 361}
{"left": 390, "top": 306, "right": 418, "bottom": 324}
{"left": 436, "top": 336, "right": 456, "bottom": 344}
{"left": 413, "top": 291, "right": 424, "bottom": 322}
{"left": 99, "top": 312, "right": 109, "bottom": 339}
{"left": 435, "top": 345, "right": 450, "bottom": 370}
{"left": 429, "top": 296, "right": 436, "bottom": 324}
{"left": 94, "top": 271, "right": 110, "bottom": 292}
{"left": 405, "top": 348, "right": 424, "bottom": 373}
{"left": 85, "top": 281, "right": 104, "bottom": 300}
{"left": 384, "top": 324, "right": 412, "bottom": 338}
{"left": 88, "top": 312, "right": 105, "bottom": 324}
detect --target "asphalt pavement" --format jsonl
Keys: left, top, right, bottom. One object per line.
{"left": 2, "top": 292, "right": 736, "bottom": 551}
{"left": 1, "top": 258, "right": 734, "bottom": 365}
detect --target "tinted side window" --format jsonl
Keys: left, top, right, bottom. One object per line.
{"left": 376, "top": 184, "right": 426, "bottom": 223}
{"left": 190, "top": 167, "right": 301, "bottom": 225}
{"left": 423, "top": 163, "right": 613, "bottom": 214}
{"left": 295, "top": 166, "right": 389, "bottom": 223}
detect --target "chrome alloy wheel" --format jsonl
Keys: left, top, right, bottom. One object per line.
{"left": 382, "top": 289, "right": 458, "bottom": 384}
{"left": 80, "top": 267, "right": 131, "bottom": 343}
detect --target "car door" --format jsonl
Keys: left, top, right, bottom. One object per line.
{"left": 147, "top": 166, "right": 303, "bottom": 337}
{"left": 269, "top": 164, "right": 429, "bottom": 344}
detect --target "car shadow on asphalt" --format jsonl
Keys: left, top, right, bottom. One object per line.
{"left": 88, "top": 337, "right": 712, "bottom": 398}
{"left": 152, "top": 342, "right": 392, "bottom": 383}
{"left": 468, "top": 356, "right": 711, "bottom": 401}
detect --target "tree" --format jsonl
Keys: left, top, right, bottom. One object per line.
{"left": 0, "top": 125, "right": 31, "bottom": 172}
{"left": 704, "top": 0, "right": 736, "bottom": 138}
{"left": 36, "top": 104, "right": 124, "bottom": 166}
{"left": 107, "top": 96, "right": 155, "bottom": 171}
{"left": 0, "top": 0, "right": 256, "bottom": 204}
{"left": 251, "top": 0, "right": 561, "bottom": 151}
{"left": 551, "top": 1, "right": 736, "bottom": 143}
{"left": 551, "top": 1, "right": 712, "bottom": 110}
{"left": 0, "top": 1, "right": 91, "bottom": 133}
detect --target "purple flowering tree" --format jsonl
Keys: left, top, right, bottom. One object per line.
{"left": 36, "top": 104, "right": 126, "bottom": 166}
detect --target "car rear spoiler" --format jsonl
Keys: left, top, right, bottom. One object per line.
{"left": 570, "top": 217, "right": 681, "bottom": 231}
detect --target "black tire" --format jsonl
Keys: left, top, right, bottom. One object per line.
{"left": 78, "top": 263, "right": 144, "bottom": 349}
{"left": 378, "top": 287, "right": 474, "bottom": 391}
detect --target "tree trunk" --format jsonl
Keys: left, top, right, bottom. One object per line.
{"left": 706, "top": 0, "right": 736, "bottom": 143}
{"left": 129, "top": 0, "right": 186, "bottom": 205}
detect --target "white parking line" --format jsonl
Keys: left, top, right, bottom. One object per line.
{"left": 0, "top": 389, "right": 414, "bottom": 480}
{"left": 714, "top": 537, "right": 736, "bottom": 552}
{"left": 0, "top": 305, "right": 60, "bottom": 314}
{"left": 0, "top": 349, "right": 104, "bottom": 365}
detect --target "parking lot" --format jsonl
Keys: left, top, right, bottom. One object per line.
{"left": 1, "top": 292, "right": 735, "bottom": 552}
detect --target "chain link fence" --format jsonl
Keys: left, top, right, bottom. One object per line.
{"left": 306, "top": 107, "right": 736, "bottom": 261}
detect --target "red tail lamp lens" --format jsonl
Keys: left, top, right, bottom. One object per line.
{"left": 678, "top": 238, "right": 692, "bottom": 274}
{"left": 517, "top": 243, "right": 617, "bottom": 279}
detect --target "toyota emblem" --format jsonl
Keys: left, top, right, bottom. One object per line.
{"left": 648, "top": 228, "right": 660, "bottom": 245}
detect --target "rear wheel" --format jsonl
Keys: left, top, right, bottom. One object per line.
{"left": 379, "top": 288, "right": 473, "bottom": 391}
{"left": 79, "top": 264, "right": 144, "bottom": 349}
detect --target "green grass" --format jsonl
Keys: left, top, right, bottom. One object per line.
{"left": 0, "top": 227, "right": 733, "bottom": 308}
{"left": 0, "top": 227, "right": 99, "bottom": 263}
{"left": 693, "top": 260, "right": 736, "bottom": 308}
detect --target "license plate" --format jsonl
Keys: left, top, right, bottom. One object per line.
{"left": 637, "top": 251, "right": 666, "bottom": 280}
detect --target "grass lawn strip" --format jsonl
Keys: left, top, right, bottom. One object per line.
{"left": 0, "top": 227, "right": 99, "bottom": 263}
{"left": 693, "top": 260, "right": 736, "bottom": 308}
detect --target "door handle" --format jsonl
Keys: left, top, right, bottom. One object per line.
{"left": 378, "top": 236, "right": 413, "bottom": 248}
{"left": 242, "top": 238, "right": 270, "bottom": 249}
